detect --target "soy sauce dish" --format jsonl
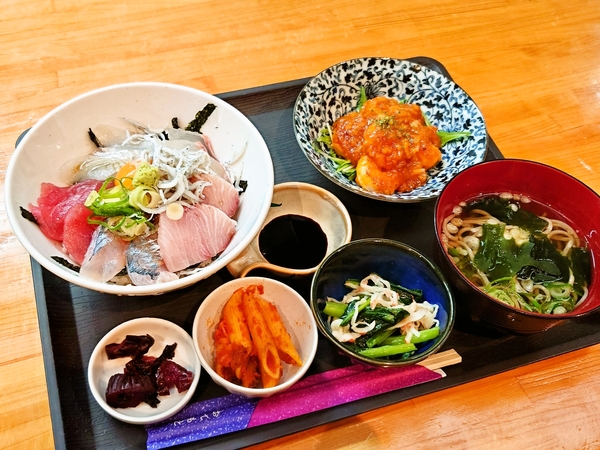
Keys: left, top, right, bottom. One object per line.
{"left": 88, "top": 317, "right": 201, "bottom": 425}
{"left": 310, "top": 238, "right": 455, "bottom": 367}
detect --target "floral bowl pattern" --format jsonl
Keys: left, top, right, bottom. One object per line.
{"left": 293, "top": 57, "right": 488, "bottom": 202}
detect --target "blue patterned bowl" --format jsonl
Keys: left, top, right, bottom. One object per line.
{"left": 293, "top": 57, "right": 488, "bottom": 203}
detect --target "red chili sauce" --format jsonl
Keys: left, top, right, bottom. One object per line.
{"left": 331, "top": 97, "right": 441, "bottom": 194}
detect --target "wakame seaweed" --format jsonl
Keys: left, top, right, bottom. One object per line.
{"left": 465, "top": 196, "right": 547, "bottom": 232}
{"left": 570, "top": 246, "right": 592, "bottom": 294}
{"left": 473, "top": 223, "right": 561, "bottom": 281}
{"left": 185, "top": 103, "right": 216, "bottom": 133}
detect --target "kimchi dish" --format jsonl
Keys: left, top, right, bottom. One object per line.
{"left": 213, "top": 284, "right": 303, "bottom": 389}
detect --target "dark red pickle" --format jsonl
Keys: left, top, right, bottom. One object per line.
{"left": 103, "top": 337, "right": 193, "bottom": 409}
{"left": 156, "top": 360, "right": 194, "bottom": 395}
{"left": 105, "top": 334, "right": 155, "bottom": 360}
{"left": 105, "top": 373, "right": 158, "bottom": 408}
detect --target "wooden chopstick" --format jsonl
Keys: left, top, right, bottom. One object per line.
{"left": 418, "top": 349, "right": 462, "bottom": 371}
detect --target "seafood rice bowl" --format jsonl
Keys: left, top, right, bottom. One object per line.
{"left": 5, "top": 82, "right": 274, "bottom": 295}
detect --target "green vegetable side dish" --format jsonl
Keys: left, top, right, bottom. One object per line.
{"left": 313, "top": 86, "right": 472, "bottom": 182}
{"left": 321, "top": 273, "right": 440, "bottom": 361}
{"left": 443, "top": 195, "right": 592, "bottom": 314}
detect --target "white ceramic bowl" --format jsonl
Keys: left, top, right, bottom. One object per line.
{"left": 87, "top": 317, "right": 201, "bottom": 425}
{"left": 5, "top": 82, "right": 274, "bottom": 295}
{"left": 192, "top": 277, "right": 318, "bottom": 398}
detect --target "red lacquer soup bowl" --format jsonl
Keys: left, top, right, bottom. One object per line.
{"left": 434, "top": 159, "right": 600, "bottom": 334}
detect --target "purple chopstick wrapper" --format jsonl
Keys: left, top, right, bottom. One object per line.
{"left": 146, "top": 363, "right": 442, "bottom": 449}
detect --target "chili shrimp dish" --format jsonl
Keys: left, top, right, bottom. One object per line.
{"left": 6, "top": 82, "right": 274, "bottom": 295}
{"left": 293, "top": 57, "right": 488, "bottom": 202}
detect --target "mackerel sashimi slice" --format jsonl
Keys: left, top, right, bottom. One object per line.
{"left": 158, "top": 203, "right": 236, "bottom": 273}
{"left": 126, "top": 233, "right": 178, "bottom": 286}
{"left": 80, "top": 227, "right": 127, "bottom": 282}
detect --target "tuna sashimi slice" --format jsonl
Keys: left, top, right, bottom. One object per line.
{"left": 62, "top": 203, "right": 98, "bottom": 265}
{"left": 158, "top": 203, "right": 236, "bottom": 273}
{"left": 198, "top": 173, "right": 240, "bottom": 217}
{"left": 30, "top": 179, "right": 101, "bottom": 241}
{"left": 29, "top": 183, "right": 71, "bottom": 241}
{"left": 80, "top": 227, "right": 127, "bottom": 282}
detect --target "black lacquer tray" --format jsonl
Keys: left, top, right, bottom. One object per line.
{"left": 30, "top": 57, "right": 600, "bottom": 450}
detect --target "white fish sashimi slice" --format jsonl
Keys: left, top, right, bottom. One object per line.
{"left": 165, "top": 131, "right": 231, "bottom": 182}
{"left": 158, "top": 203, "right": 236, "bottom": 273}
{"left": 126, "top": 233, "right": 178, "bottom": 286}
{"left": 197, "top": 173, "right": 240, "bottom": 217}
{"left": 165, "top": 128, "right": 209, "bottom": 146}
{"left": 91, "top": 123, "right": 133, "bottom": 147}
{"left": 208, "top": 157, "right": 231, "bottom": 182}
{"left": 165, "top": 128, "right": 216, "bottom": 157}
{"left": 80, "top": 227, "right": 127, "bottom": 282}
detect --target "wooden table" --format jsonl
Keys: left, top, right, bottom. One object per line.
{"left": 2, "top": 1, "right": 600, "bottom": 448}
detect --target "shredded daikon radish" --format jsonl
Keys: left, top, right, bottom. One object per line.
{"left": 75, "top": 118, "right": 247, "bottom": 218}
{"left": 332, "top": 273, "right": 439, "bottom": 343}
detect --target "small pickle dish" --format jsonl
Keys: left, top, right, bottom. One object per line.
{"left": 88, "top": 317, "right": 201, "bottom": 425}
{"left": 310, "top": 238, "right": 455, "bottom": 367}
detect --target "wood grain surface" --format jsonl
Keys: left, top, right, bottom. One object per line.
{"left": 2, "top": 1, "right": 600, "bottom": 449}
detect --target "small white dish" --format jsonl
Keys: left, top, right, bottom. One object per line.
{"left": 88, "top": 317, "right": 201, "bottom": 425}
{"left": 192, "top": 277, "right": 318, "bottom": 398}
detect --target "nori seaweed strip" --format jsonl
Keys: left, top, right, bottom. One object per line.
{"left": 20, "top": 206, "right": 38, "bottom": 225}
{"left": 185, "top": 103, "right": 216, "bottom": 133}
{"left": 171, "top": 117, "right": 180, "bottom": 129}
{"left": 238, "top": 179, "right": 248, "bottom": 193}
{"left": 51, "top": 256, "right": 80, "bottom": 272}
{"left": 88, "top": 128, "right": 102, "bottom": 147}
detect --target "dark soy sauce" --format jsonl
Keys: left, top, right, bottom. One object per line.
{"left": 259, "top": 214, "right": 328, "bottom": 269}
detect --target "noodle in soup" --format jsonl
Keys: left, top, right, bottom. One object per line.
{"left": 441, "top": 193, "right": 592, "bottom": 314}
